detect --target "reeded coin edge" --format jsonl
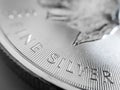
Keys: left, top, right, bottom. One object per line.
{"left": 0, "top": 29, "right": 65, "bottom": 90}
{"left": 0, "top": 35, "right": 63, "bottom": 90}
{"left": 0, "top": 27, "right": 86, "bottom": 90}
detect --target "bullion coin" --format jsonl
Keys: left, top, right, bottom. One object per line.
{"left": 0, "top": 0, "right": 120, "bottom": 90}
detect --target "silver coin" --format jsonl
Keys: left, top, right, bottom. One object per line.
{"left": 0, "top": 0, "right": 120, "bottom": 90}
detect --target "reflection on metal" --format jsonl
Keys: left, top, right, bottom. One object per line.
{"left": 0, "top": 0, "right": 120, "bottom": 90}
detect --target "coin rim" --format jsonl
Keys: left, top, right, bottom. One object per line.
{"left": 0, "top": 27, "right": 82, "bottom": 90}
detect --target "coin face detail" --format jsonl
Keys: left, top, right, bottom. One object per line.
{"left": 38, "top": 0, "right": 119, "bottom": 45}
{"left": 0, "top": 0, "right": 120, "bottom": 90}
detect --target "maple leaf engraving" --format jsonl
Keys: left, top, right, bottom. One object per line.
{"left": 38, "top": 0, "right": 120, "bottom": 45}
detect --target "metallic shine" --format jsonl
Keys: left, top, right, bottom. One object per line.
{"left": 0, "top": 0, "right": 120, "bottom": 90}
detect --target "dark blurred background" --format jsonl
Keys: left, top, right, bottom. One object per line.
{"left": 0, "top": 50, "right": 33, "bottom": 90}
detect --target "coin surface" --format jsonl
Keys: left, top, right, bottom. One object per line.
{"left": 0, "top": 0, "right": 120, "bottom": 90}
